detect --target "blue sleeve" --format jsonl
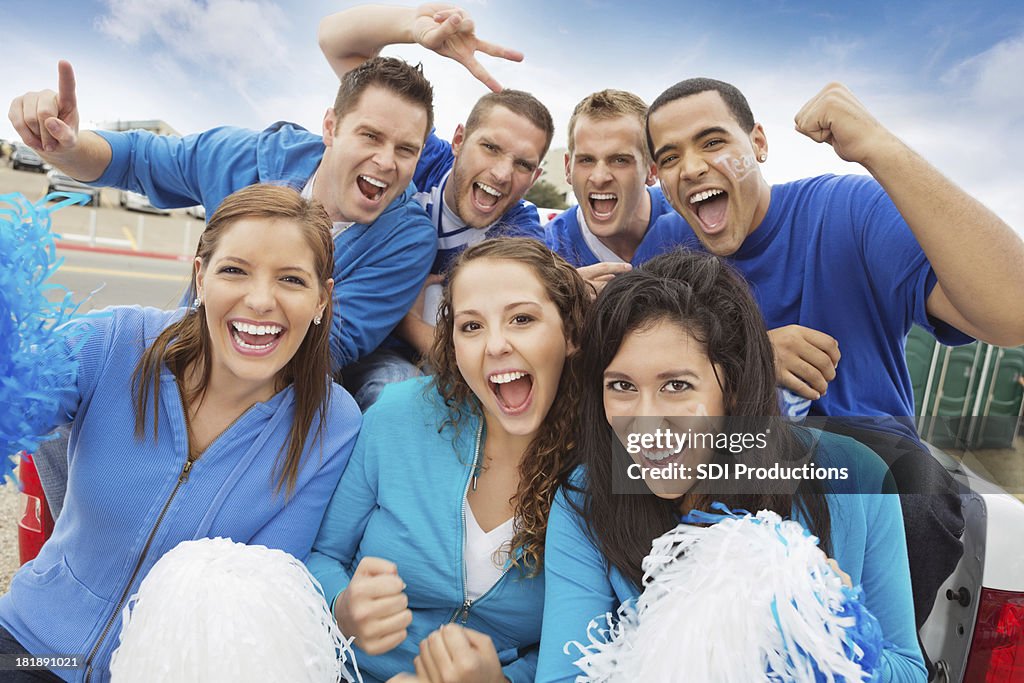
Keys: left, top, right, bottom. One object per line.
{"left": 306, "top": 400, "right": 384, "bottom": 607}
{"left": 536, "top": 487, "right": 618, "bottom": 683}
{"left": 502, "top": 644, "right": 538, "bottom": 682}
{"left": 413, "top": 131, "right": 454, "bottom": 192}
{"left": 859, "top": 492, "right": 928, "bottom": 682}
{"left": 93, "top": 127, "right": 259, "bottom": 212}
{"left": 249, "top": 391, "right": 361, "bottom": 561}
{"left": 497, "top": 201, "right": 543, "bottom": 239}
{"left": 327, "top": 197, "right": 434, "bottom": 369}
{"left": 847, "top": 176, "right": 971, "bottom": 346}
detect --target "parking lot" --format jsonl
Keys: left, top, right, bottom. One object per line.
{"left": 0, "top": 163, "right": 202, "bottom": 258}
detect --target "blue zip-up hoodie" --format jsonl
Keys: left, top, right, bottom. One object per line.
{"left": 92, "top": 123, "right": 436, "bottom": 370}
{"left": 536, "top": 430, "right": 927, "bottom": 682}
{"left": 0, "top": 307, "right": 361, "bottom": 682}
{"left": 308, "top": 377, "right": 542, "bottom": 683}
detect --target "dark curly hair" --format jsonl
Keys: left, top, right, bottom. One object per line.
{"left": 429, "top": 237, "right": 590, "bottom": 576}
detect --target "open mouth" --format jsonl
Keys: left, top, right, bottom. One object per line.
{"left": 488, "top": 370, "right": 534, "bottom": 415}
{"left": 356, "top": 174, "right": 388, "bottom": 201}
{"left": 230, "top": 320, "right": 285, "bottom": 354}
{"left": 688, "top": 188, "right": 728, "bottom": 233}
{"left": 472, "top": 182, "right": 503, "bottom": 212}
{"left": 588, "top": 192, "right": 618, "bottom": 220}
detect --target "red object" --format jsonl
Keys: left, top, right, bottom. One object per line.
{"left": 964, "top": 587, "right": 1024, "bottom": 682}
{"left": 17, "top": 452, "right": 55, "bottom": 565}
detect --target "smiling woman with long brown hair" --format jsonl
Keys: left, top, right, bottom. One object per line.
{"left": 309, "top": 237, "right": 589, "bottom": 683}
{"left": 0, "top": 184, "right": 361, "bottom": 683}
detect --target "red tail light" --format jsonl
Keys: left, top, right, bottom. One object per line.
{"left": 964, "top": 588, "right": 1024, "bottom": 682}
{"left": 17, "top": 452, "right": 55, "bottom": 565}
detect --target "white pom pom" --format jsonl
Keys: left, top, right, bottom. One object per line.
{"left": 109, "top": 538, "right": 361, "bottom": 683}
{"left": 568, "top": 510, "right": 871, "bottom": 683}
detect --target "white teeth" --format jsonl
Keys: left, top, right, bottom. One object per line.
{"left": 231, "top": 321, "right": 283, "bottom": 336}
{"left": 642, "top": 447, "right": 676, "bottom": 462}
{"left": 475, "top": 182, "right": 503, "bottom": 198}
{"left": 359, "top": 175, "right": 388, "bottom": 188}
{"left": 489, "top": 371, "right": 527, "bottom": 384}
{"left": 590, "top": 193, "right": 616, "bottom": 200}
{"left": 689, "top": 188, "right": 724, "bottom": 204}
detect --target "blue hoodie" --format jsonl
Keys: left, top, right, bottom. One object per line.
{"left": 0, "top": 306, "right": 360, "bottom": 682}
{"left": 93, "top": 122, "right": 435, "bottom": 370}
{"left": 308, "top": 377, "right": 542, "bottom": 683}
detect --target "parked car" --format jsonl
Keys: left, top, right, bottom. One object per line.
{"left": 10, "top": 143, "right": 49, "bottom": 173}
{"left": 918, "top": 443, "right": 1024, "bottom": 682}
{"left": 119, "top": 190, "right": 169, "bottom": 215}
{"left": 46, "top": 169, "right": 99, "bottom": 206}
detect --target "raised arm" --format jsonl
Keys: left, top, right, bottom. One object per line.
{"left": 794, "top": 82, "right": 1024, "bottom": 346}
{"left": 8, "top": 60, "right": 112, "bottom": 181}
{"left": 317, "top": 3, "right": 523, "bottom": 92}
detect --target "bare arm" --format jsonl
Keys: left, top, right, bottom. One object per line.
{"left": 8, "top": 61, "right": 112, "bottom": 181}
{"left": 795, "top": 83, "right": 1024, "bottom": 346}
{"left": 318, "top": 3, "right": 523, "bottom": 92}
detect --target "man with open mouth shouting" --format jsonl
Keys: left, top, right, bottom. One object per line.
{"left": 9, "top": 55, "right": 438, "bottom": 519}
{"left": 319, "top": 3, "right": 554, "bottom": 410}
{"left": 545, "top": 89, "right": 697, "bottom": 288}
{"left": 645, "top": 77, "right": 1024, "bottom": 655}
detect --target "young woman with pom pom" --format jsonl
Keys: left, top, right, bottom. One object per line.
{"left": 0, "top": 184, "right": 360, "bottom": 682}
{"left": 308, "top": 238, "right": 590, "bottom": 683}
{"left": 536, "top": 249, "right": 927, "bottom": 682}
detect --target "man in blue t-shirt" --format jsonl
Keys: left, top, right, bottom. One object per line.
{"left": 319, "top": 4, "right": 555, "bottom": 408}
{"left": 645, "top": 77, "right": 1024, "bottom": 639}
{"left": 546, "top": 89, "right": 697, "bottom": 278}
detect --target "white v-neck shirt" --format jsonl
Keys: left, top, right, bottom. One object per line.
{"left": 464, "top": 503, "right": 515, "bottom": 601}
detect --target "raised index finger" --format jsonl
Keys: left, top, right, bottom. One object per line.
{"left": 57, "top": 60, "right": 77, "bottom": 116}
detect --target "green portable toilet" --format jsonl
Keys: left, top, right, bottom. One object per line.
{"left": 905, "top": 325, "right": 938, "bottom": 422}
{"left": 970, "top": 346, "right": 1024, "bottom": 449}
{"left": 925, "top": 342, "right": 985, "bottom": 449}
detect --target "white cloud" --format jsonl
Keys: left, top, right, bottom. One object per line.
{"left": 96, "top": 0, "right": 292, "bottom": 89}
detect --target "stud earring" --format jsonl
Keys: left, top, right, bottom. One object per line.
{"left": 313, "top": 314, "right": 322, "bottom": 326}
{"left": 758, "top": 153, "right": 767, "bottom": 162}
{"left": 193, "top": 296, "right": 202, "bottom": 309}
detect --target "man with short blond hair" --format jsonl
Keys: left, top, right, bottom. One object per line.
{"left": 546, "top": 89, "right": 696, "bottom": 268}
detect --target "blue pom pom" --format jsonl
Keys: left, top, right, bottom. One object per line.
{"left": 0, "top": 192, "right": 89, "bottom": 482}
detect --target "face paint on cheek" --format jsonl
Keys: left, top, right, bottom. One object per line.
{"left": 712, "top": 153, "right": 758, "bottom": 182}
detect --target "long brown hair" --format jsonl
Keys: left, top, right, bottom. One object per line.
{"left": 573, "top": 249, "right": 831, "bottom": 587}
{"left": 429, "top": 237, "right": 590, "bottom": 576}
{"left": 132, "top": 184, "right": 335, "bottom": 496}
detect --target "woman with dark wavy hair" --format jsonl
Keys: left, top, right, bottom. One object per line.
{"left": 309, "top": 237, "right": 589, "bottom": 683}
{"left": 536, "top": 249, "right": 925, "bottom": 682}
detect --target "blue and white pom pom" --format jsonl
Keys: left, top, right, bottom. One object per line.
{"left": 1, "top": 192, "right": 86, "bottom": 480}
{"left": 110, "top": 538, "right": 362, "bottom": 683}
{"left": 568, "top": 504, "right": 882, "bottom": 682}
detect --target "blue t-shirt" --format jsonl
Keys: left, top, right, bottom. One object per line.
{"left": 544, "top": 186, "right": 697, "bottom": 267}
{"left": 721, "top": 175, "right": 972, "bottom": 426}
{"left": 414, "top": 132, "right": 544, "bottom": 275}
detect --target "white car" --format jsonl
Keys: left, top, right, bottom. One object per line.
{"left": 119, "top": 190, "right": 169, "bottom": 215}
{"left": 918, "top": 443, "right": 1024, "bottom": 681}
{"left": 46, "top": 169, "right": 99, "bottom": 206}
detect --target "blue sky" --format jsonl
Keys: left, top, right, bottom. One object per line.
{"left": 2, "top": 0, "right": 1022, "bottom": 232}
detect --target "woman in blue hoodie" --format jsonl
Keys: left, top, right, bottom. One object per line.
{"left": 0, "top": 184, "right": 360, "bottom": 683}
{"left": 309, "top": 237, "right": 590, "bottom": 683}
{"left": 536, "top": 250, "right": 926, "bottom": 682}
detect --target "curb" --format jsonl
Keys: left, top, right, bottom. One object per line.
{"left": 56, "top": 241, "right": 190, "bottom": 262}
